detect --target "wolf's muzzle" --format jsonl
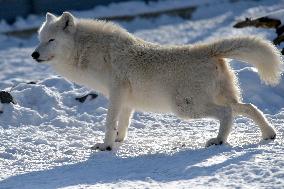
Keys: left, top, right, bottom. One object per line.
{"left": 31, "top": 51, "right": 40, "bottom": 60}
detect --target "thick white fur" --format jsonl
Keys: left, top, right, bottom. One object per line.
{"left": 205, "top": 37, "right": 282, "bottom": 85}
{"left": 34, "top": 12, "right": 282, "bottom": 150}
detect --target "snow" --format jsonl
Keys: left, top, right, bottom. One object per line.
{"left": 0, "top": 0, "right": 284, "bottom": 188}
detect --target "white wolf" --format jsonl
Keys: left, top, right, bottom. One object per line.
{"left": 32, "top": 12, "right": 282, "bottom": 151}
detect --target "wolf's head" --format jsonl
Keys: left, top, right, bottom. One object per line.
{"left": 32, "top": 12, "right": 76, "bottom": 64}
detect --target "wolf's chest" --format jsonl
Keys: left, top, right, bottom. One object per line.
{"left": 53, "top": 64, "right": 109, "bottom": 96}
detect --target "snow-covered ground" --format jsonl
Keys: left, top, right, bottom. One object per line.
{"left": 1, "top": 0, "right": 284, "bottom": 188}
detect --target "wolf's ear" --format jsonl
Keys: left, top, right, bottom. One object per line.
{"left": 59, "top": 12, "right": 76, "bottom": 33}
{"left": 46, "top": 12, "right": 56, "bottom": 23}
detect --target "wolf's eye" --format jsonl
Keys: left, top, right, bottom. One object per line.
{"left": 48, "top": 39, "right": 55, "bottom": 42}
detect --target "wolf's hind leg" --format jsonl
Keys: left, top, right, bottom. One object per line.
{"left": 116, "top": 107, "right": 133, "bottom": 142}
{"left": 205, "top": 104, "right": 233, "bottom": 147}
{"left": 231, "top": 103, "right": 276, "bottom": 140}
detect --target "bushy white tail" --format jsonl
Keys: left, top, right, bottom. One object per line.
{"left": 203, "top": 37, "right": 283, "bottom": 85}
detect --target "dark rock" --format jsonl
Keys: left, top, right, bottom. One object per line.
{"left": 27, "top": 81, "right": 37, "bottom": 84}
{"left": 0, "top": 91, "right": 15, "bottom": 104}
{"left": 234, "top": 17, "right": 281, "bottom": 29}
{"left": 75, "top": 92, "right": 98, "bottom": 103}
{"left": 276, "top": 25, "right": 284, "bottom": 36}
{"left": 273, "top": 34, "right": 284, "bottom": 45}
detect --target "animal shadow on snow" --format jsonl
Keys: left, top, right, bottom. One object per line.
{"left": 0, "top": 144, "right": 262, "bottom": 188}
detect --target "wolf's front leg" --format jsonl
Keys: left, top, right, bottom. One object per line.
{"left": 116, "top": 107, "right": 133, "bottom": 142}
{"left": 92, "top": 81, "right": 128, "bottom": 151}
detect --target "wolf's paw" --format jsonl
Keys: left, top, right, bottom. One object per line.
{"left": 115, "top": 132, "right": 126, "bottom": 143}
{"left": 262, "top": 126, "right": 276, "bottom": 140}
{"left": 115, "top": 138, "right": 124, "bottom": 143}
{"left": 91, "top": 143, "right": 112, "bottom": 151}
{"left": 206, "top": 138, "right": 224, "bottom": 147}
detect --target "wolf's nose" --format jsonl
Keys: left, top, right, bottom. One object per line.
{"left": 31, "top": 51, "right": 40, "bottom": 59}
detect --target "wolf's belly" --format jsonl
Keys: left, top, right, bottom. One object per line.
{"left": 127, "top": 85, "right": 172, "bottom": 113}
{"left": 128, "top": 96, "right": 172, "bottom": 113}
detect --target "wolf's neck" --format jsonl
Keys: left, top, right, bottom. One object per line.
{"left": 51, "top": 60, "right": 110, "bottom": 96}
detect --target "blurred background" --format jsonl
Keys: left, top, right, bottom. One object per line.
{"left": 0, "top": 0, "right": 158, "bottom": 23}
{"left": 2, "top": 1, "right": 164, "bottom": 24}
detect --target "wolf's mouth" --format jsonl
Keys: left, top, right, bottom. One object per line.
{"left": 36, "top": 59, "right": 45, "bottom": 62}
{"left": 36, "top": 56, "right": 54, "bottom": 63}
